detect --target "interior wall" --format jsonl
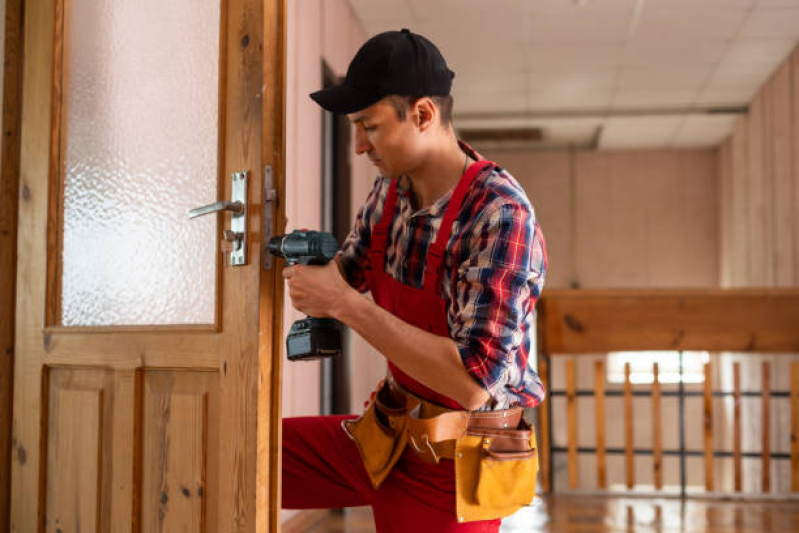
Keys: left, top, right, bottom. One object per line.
{"left": 715, "top": 44, "right": 799, "bottom": 494}
{"left": 717, "top": 45, "right": 798, "bottom": 288}
{"left": 479, "top": 148, "right": 719, "bottom": 289}
{"left": 283, "top": 0, "right": 384, "bottom": 423}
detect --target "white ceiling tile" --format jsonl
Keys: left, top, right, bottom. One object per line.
{"left": 670, "top": 114, "right": 738, "bottom": 147}
{"left": 756, "top": 0, "right": 799, "bottom": 6}
{"left": 721, "top": 40, "right": 798, "bottom": 64}
{"left": 618, "top": 66, "right": 713, "bottom": 90}
{"left": 695, "top": 85, "right": 758, "bottom": 105}
{"left": 599, "top": 115, "right": 686, "bottom": 149}
{"left": 528, "top": 89, "right": 613, "bottom": 111}
{"left": 644, "top": 0, "right": 756, "bottom": 9}
{"left": 452, "top": 90, "right": 528, "bottom": 114}
{"left": 526, "top": 44, "right": 624, "bottom": 69}
{"left": 524, "top": 14, "right": 631, "bottom": 44}
{"left": 528, "top": 70, "right": 617, "bottom": 92}
{"left": 738, "top": 8, "right": 799, "bottom": 38}
{"left": 523, "top": 0, "right": 638, "bottom": 15}
{"left": 452, "top": 69, "right": 527, "bottom": 94}
{"left": 408, "top": 0, "right": 527, "bottom": 22}
{"left": 631, "top": 9, "right": 749, "bottom": 41}
{"left": 623, "top": 41, "right": 729, "bottom": 66}
{"left": 611, "top": 90, "right": 698, "bottom": 109}
{"left": 706, "top": 61, "right": 780, "bottom": 87}
{"left": 361, "top": 19, "right": 418, "bottom": 37}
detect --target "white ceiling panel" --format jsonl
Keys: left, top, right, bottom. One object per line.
{"left": 346, "top": 0, "right": 799, "bottom": 149}
{"left": 528, "top": 89, "right": 613, "bottom": 111}
{"left": 599, "top": 116, "right": 687, "bottom": 149}
{"left": 623, "top": 41, "right": 729, "bottom": 67}
{"left": 618, "top": 65, "right": 714, "bottom": 90}
{"left": 739, "top": 8, "right": 799, "bottom": 37}
{"left": 695, "top": 85, "right": 758, "bottom": 105}
{"left": 611, "top": 90, "right": 698, "bottom": 109}
{"left": 671, "top": 114, "right": 739, "bottom": 147}
{"left": 452, "top": 90, "right": 528, "bottom": 114}
{"left": 527, "top": 69, "right": 617, "bottom": 92}
{"left": 524, "top": 15, "right": 631, "bottom": 44}
{"left": 720, "top": 40, "right": 799, "bottom": 64}
{"left": 631, "top": 9, "right": 749, "bottom": 41}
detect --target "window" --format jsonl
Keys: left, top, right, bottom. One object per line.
{"left": 606, "top": 351, "right": 710, "bottom": 384}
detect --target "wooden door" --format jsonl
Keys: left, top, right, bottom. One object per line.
{"left": 11, "top": 0, "right": 286, "bottom": 531}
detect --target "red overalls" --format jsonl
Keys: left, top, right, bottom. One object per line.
{"left": 282, "top": 159, "right": 501, "bottom": 532}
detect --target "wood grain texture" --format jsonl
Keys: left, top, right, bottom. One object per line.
{"left": 747, "top": 96, "right": 769, "bottom": 285}
{"left": 624, "top": 363, "right": 634, "bottom": 489}
{"left": 566, "top": 358, "right": 578, "bottom": 489}
{"left": 11, "top": 0, "right": 56, "bottom": 527}
{"left": 791, "top": 361, "right": 799, "bottom": 492}
{"left": 704, "top": 362, "right": 713, "bottom": 492}
{"left": 793, "top": 48, "right": 799, "bottom": 286}
{"left": 12, "top": 0, "right": 282, "bottom": 530}
{"left": 729, "top": 116, "right": 750, "bottom": 286}
{"left": 0, "top": 0, "right": 24, "bottom": 525}
{"left": 652, "top": 363, "right": 662, "bottom": 491}
{"left": 540, "top": 289, "right": 799, "bottom": 354}
{"left": 762, "top": 362, "right": 771, "bottom": 493}
{"left": 43, "top": 367, "right": 114, "bottom": 532}
{"left": 594, "top": 360, "right": 606, "bottom": 489}
{"left": 141, "top": 371, "right": 218, "bottom": 532}
{"left": 734, "top": 362, "right": 742, "bottom": 492}
{"left": 259, "top": 1, "right": 287, "bottom": 530}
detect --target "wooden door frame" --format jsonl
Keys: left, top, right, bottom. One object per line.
{"left": 11, "top": 0, "right": 286, "bottom": 529}
{"left": 0, "top": 0, "right": 24, "bottom": 529}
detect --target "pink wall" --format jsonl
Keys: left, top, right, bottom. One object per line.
{"left": 480, "top": 148, "right": 720, "bottom": 289}
{"left": 282, "top": 0, "right": 384, "bottom": 423}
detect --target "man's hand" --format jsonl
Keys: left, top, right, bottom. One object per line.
{"left": 282, "top": 261, "right": 354, "bottom": 319}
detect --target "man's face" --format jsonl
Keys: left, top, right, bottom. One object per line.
{"left": 348, "top": 98, "right": 422, "bottom": 179}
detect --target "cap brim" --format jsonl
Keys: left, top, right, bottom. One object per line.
{"left": 309, "top": 83, "right": 384, "bottom": 114}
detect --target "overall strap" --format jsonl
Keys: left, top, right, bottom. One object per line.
{"left": 422, "top": 160, "right": 495, "bottom": 293}
{"left": 369, "top": 178, "right": 400, "bottom": 272}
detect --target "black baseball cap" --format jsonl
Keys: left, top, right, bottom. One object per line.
{"left": 310, "top": 28, "right": 454, "bottom": 114}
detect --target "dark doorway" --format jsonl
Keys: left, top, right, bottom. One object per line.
{"left": 320, "top": 62, "right": 351, "bottom": 415}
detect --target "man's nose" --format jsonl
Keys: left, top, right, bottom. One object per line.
{"left": 354, "top": 129, "right": 371, "bottom": 155}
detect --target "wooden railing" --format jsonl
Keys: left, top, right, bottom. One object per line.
{"left": 536, "top": 289, "right": 799, "bottom": 496}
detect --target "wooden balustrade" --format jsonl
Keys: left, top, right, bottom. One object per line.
{"left": 536, "top": 289, "right": 799, "bottom": 496}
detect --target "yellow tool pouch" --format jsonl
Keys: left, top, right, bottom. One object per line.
{"left": 454, "top": 421, "right": 538, "bottom": 523}
{"left": 342, "top": 380, "right": 418, "bottom": 488}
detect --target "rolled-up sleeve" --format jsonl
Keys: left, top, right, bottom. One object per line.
{"left": 450, "top": 202, "right": 547, "bottom": 409}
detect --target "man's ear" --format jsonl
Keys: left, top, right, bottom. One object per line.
{"left": 413, "top": 97, "right": 437, "bottom": 132}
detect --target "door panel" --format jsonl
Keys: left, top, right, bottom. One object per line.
{"left": 141, "top": 370, "right": 219, "bottom": 531}
{"left": 12, "top": 0, "right": 286, "bottom": 530}
{"left": 45, "top": 367, "right": 114, "bottom": 532}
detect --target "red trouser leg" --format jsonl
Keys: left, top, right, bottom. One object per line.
{"left": 282, "top": 415, "right": 501, "bottom": 533}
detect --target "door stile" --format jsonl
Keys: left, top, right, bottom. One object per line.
{"left": 259, "top": 1, "right": 287, "bottom": 530}
{"left": 12, "top": 0, "right": 57, "bottom": 528}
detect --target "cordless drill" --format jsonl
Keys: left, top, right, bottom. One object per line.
{"left": 268, "top": 230, "right": 342, "bottom": 361}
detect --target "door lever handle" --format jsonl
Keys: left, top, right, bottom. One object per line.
{"left": 188, "top": 200, "right": 244, "bottom": 219}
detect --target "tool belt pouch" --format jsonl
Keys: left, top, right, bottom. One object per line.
{"left": 454, "top": 419, "right": 539, "bottom": 522}
{"left": 342, "top": 380, "right": 414, "bottom": 489}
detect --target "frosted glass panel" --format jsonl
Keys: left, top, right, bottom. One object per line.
{"left": 60, "top": 0, "right": 220, "bottom": 325}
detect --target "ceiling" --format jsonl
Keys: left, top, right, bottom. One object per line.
{"left": 346, "top": 0, "right": 799, "bottom": 149}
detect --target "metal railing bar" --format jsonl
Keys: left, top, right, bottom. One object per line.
{"left": 551, "top": 447, "right": 791, "bottom": 460}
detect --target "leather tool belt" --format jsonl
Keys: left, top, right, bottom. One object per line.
{"left": 343, "top": 377, "right": 539, "bottom": 523}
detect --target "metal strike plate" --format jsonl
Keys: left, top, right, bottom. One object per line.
{"left": 262, "top": 165, "right": 278, "bottom": 271}
{"left": 229, "top": 171, "right": 248, "bottom": 266}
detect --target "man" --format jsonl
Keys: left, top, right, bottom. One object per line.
{"left": 282, "top": 29, "right": 547, "bottom": 532}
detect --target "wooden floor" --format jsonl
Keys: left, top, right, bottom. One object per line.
{"left": 286, "top": 496, "right": 799, "bottom": 532}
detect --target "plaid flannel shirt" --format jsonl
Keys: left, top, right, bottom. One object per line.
{"left": 339, "top": 150, "right": 547, "bottom": 410}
